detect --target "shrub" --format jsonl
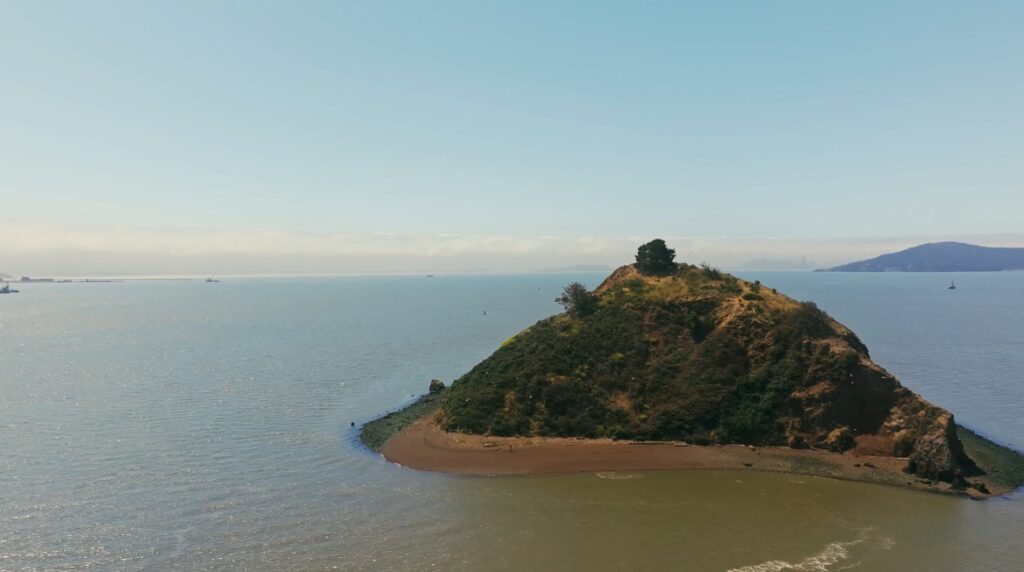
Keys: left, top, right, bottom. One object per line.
{"left": 635, "top": 239, "right": 677, "bottom": 275}
{"left": 699, "top": 263, "right": 721, "bottom": 280}
{"left": 555, "top": 282, "right": 598, "bottom": 317}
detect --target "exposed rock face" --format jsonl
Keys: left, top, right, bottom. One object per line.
{"left": 903, "top": 411, "right": 973, "bottom": 481}
{"left": 429, "top": 379, "right": 446, "bottom": 394}
{"left": 785, "top": 354, "right": 974, "bottom": 480}
{"left": 440, "top": 264, "right": 978, "bottom": 483}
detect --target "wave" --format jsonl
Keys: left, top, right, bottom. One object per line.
{"left": 726, "top": 529, "right": 891, "bottom": 572}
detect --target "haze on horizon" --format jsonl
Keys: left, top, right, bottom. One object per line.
{"left": 2, "top": 2, "right": 1022, "bottom": 276}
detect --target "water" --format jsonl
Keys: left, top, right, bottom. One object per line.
{"left": 1, "top": 272, "right": 1022, "bottom": 571}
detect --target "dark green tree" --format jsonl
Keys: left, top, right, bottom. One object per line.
{"left": 555, "top": 282, "right": 598, "bottom": 317}
{"left": 635, "top": 239, "right": 677, "bottom": 275}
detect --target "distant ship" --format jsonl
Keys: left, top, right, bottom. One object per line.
{"left": 0, "top": 282, "right": 19, "bottom": 294}
{"left": 205, "top": 276, "right": 220, "bottom": 283}
{"left": 948, "top": 280, "right": 956, "bottom": 290}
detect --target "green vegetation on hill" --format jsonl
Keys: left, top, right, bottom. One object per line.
{"left": 442, "top": 262, "right": 871, "bottom": 446}
{"left": 436, "top": 242, "right": 1008, "bottom": 486}
{"left": 554, "top": 282, "right": 598, "bottom": 317}
{"left": 634, "top": 238, "right": 677, "bottom": 276}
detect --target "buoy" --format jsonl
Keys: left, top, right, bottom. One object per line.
{"left": 350, "top": 421, "right": 355, "bottom": 427}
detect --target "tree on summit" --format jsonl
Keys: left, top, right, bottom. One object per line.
{"left": 635, "top": 239, "right": 677, "bottom": 275}
{"left": 555, "top": 282, "right": 598, "bottom": 317}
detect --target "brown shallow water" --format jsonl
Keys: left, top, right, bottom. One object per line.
{"left": 419, "top": 469, "right": 1022, "bottom": 572}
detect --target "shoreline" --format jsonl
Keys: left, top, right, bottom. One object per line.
{"left": 365, "top": 396, "right": 1024, "bottom": 500}
{"left": 358, "top": 390, "right": 448, "bottom": 452}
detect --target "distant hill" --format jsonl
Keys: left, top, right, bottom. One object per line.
{"left": 822, "top": 242, "right": 1024, "bottom": 272}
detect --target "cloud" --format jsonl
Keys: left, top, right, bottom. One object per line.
{"left": 1, "top": 222, "right": 1023, "bottom": 277}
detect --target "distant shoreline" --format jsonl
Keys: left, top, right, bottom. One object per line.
{"left": 364, "top": 396, "right": 1024, "bottom": 500}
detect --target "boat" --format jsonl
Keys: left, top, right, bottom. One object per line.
{"left": 0, "top": 282, "right": 19, "bottom": 294}
{"left": 205, "top": 275, "right": 220, "bottom": 283}
{"left": 948, "top": 280, "right": 956, "bottom": 290}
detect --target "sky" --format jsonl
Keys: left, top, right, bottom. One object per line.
{"left": 2, "top": 1, "right": 1022, "bottom": 275}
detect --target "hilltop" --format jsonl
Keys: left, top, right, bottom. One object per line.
{"left": 823, "top": 242, "right": 1024, "bottom": 272}
{"left": 365, "top": 241, "right": 1024, "bottom": 496}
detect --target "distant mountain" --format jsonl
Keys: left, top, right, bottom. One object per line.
{"left": 822, "top": 242, "right": 1024, "bottom": 272}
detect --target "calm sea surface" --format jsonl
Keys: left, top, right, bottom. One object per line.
{"left": 1, "top": 272, "right": 1022, "bottom": 571}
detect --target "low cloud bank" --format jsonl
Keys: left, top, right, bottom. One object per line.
{"left": 2, "top": 223, "right": 1022, "bottom": 277}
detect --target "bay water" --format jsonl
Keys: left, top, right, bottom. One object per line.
{"left": 1, "top": 271, "right": 1021, "bottom": 571}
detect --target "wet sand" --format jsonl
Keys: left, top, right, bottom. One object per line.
{"left": 381, "top": 417, "right": 1002, "bottom": 498}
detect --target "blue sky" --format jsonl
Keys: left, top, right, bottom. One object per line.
{"left": 1, "top": 2, "right": 1022, "bottom": 274}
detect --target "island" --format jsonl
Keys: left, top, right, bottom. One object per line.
{"left": 821, "top": 241, "right": 1024, "bottom": 272}
{"left": 363, "top": 240, "right": 1024, "bottom": 498}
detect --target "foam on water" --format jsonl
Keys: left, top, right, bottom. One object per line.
{"left": 726, "top": 530, "right": 891, "bottom": 572}
{"left": 595, "top": 472, "right": 644, "bottom": 480}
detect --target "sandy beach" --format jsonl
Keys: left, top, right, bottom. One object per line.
{"left": 381, "top": 417, "right": 1005, "bottom": 498}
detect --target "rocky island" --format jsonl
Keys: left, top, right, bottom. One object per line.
{"left": 363, "top": 240, "right": 1024, "bottom": 498}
